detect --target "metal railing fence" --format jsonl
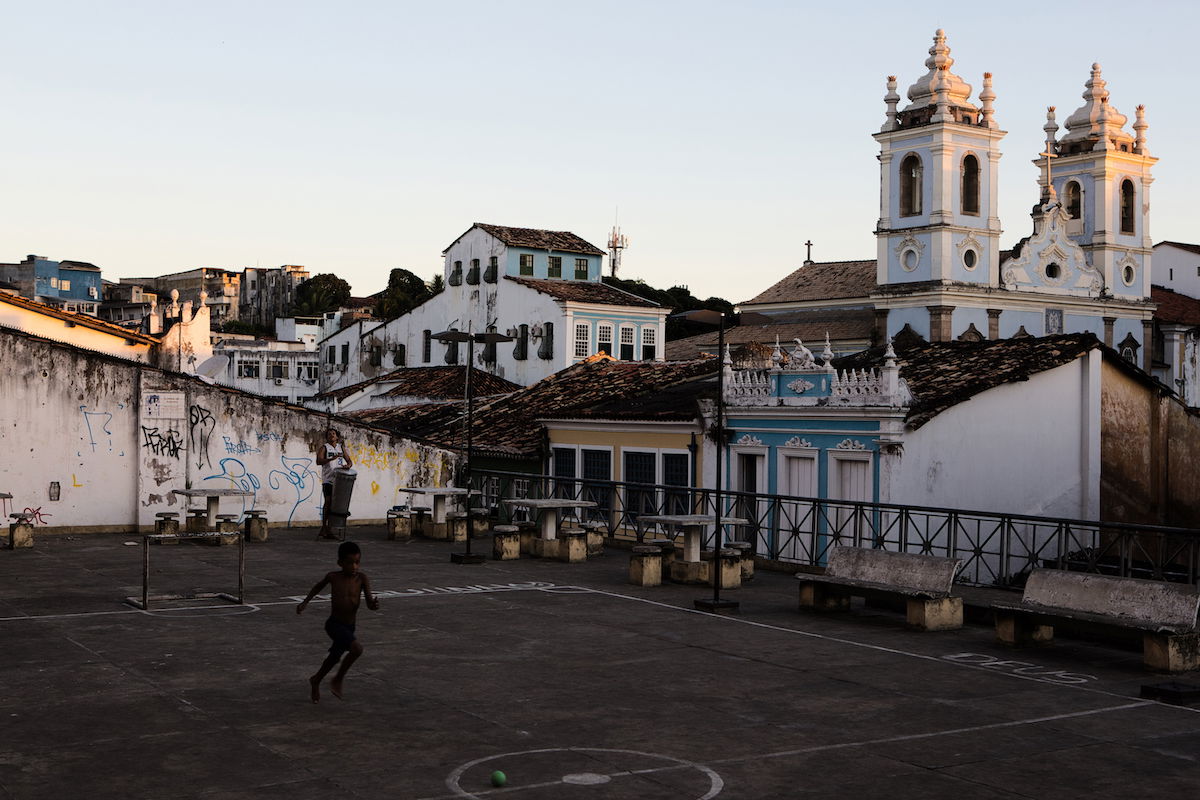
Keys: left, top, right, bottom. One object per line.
{"left": 471, "top": 469, "right": 1200, "bottom": 588}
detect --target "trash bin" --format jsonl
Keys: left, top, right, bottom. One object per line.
{"left": 328, "top": 468, "right": 357, "bottom": 527}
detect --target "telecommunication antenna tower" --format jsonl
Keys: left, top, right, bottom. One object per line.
{"left": 607, "top": 225, "right": 629, "bottom": 278}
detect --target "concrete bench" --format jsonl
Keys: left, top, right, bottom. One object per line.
{"left": 8, "top": 513, "right": 34, "bottom": 549}
{"left": 386, "top": 506, "right": 411, "bottom": 541}
{"left": 215, "top": 514, "right": 240, "bottom": 534}
{"left": 629, "top": 545, "right": 662, "bottom": 587}
{"left": 154, "top": 511, "right": 181, "bottom": 539}
{"left": 797, "top": 547, "right": 964, "bottom": 631}
{"left": 185, "top": 508, "right": 208, "bottom": 533}
{"left": 445, "top": 511, "right": 468, "bottom": 543}
{"left": 410, "top": 506, "right": 431, "bottom": 537}
{"left": 581, "top": 520, "right": 606, "bottom": 555}
{"left": 726, "top": 540, "right": 754, "bottom": 581}
{"left": 700, "top": 549, "right": 742, "bottom": 590}
{"left": 649, "top": 538, "right": 676, "bottom": 583}
{"left": 490, "top": 525, "right": 521, "bottom": 561}
{"left": 243, "top": 509, "right": 269, "bottom": 543}
{"left": 993, "top": 569, "right": 1200, "bottom": 672}
{"left": 558, "top": 528, "right": 587, "bottom": 564}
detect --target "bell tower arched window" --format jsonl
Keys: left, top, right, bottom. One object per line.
{"left": 1065, "top": 181, "right": 1082, "bottom": 219}
{"left": 1120, "top": 179, "right": 1136, "bottom": 234}
{"left": 961, "top": 154, "right": 979, "bottom": 215}
{"left": 899, "top": 154, "right": 923, "bottom": 217}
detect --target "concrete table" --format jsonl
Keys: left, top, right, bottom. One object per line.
{"left": 503, "top": 498, "right": 597, "bottom": 541}
{"left": 406, "top": 487, "right": 478, "bottom": 525}
{"left": 171, "top": 488, "right": 254, "bottom": 529}
{"left": 638, "top": 514, "right": 748, "bottom": 563}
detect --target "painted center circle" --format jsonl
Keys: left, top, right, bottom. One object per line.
{"left": 446, "top": 747, "right": 723, "bottom": 799}
{"left": 563, "top": 772, "right": 611, "bottom": 786}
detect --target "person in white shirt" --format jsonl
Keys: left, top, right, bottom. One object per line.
{"left": 316, "top": 428, "right": 353, "bottom": 539}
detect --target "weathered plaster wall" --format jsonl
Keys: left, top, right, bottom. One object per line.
{"left": 0, "top": 329, "right": 457, "bottom": 533}
{"left": 1100, "top": 360, "right": 1200, "bottom": 527}
{"left": 1100, "top": 361, "right": 1157, "bottom": 523}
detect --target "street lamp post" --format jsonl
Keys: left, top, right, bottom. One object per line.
{"left": 672, "top": 309, "right": 769, "bottom": 614}
{"left": 432, "top": 327, "right": 513, "bottom": 565}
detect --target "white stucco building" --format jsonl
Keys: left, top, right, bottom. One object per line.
{"left": 319, "top": 223, "right": 669, "bottom": 395}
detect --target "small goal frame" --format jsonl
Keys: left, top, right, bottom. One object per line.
{"left": 124, "top": 531, "right": 246, "bottom": 610}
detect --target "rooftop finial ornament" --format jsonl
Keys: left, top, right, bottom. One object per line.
{"left": 979, "top": 72, "right": 996, "bottom": 128}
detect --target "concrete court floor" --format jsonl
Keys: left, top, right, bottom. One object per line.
{"left": 1, "top": 527, "right": 1199, "bottom": 800}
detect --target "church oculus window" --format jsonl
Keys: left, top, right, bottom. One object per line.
{"left": 961, "top": 154, "right": 980, "bottom": 215}
{"left": 901, "top": 248, "right": 919, "bottom": 272}
{"left": 519, "top": 254, "right": 534, "bottom": 276}
{"left": 1065, "top": 181, "right": 1082, "bottom": 219}
{"left": 1120, "top": 180, "right": 1136, "bottom": 234}
{"left": 1045, "top": 263, "right": 1062, "bottom": 280}
{"left": 548, "top": 256, "right": 562, "bottom": 279}
{"left": 962, "top": 249, "right": 978, "bottom": 270}
{"left": 1122, "top": 264, "right": 1136, "bottom": 286}
{"left": 899, "top": 154, "right": 923, "bottom": 217}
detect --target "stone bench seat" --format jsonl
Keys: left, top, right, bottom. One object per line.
{"left": 797, "top": 547, "right": 964, "bottom": 631}
{"left": 993, "top": 570, "right": 1200, "bottom": 672}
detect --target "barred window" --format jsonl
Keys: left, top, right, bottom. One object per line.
{"left": 575, "top": 258, "right": 589, "bottom": 279}
{"left": 520, "top": 254, "right": 534, "bottom": 275}
{"left": 548, "top": 256, "right": 563, "bottom": 279}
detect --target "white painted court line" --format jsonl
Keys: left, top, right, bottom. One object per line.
{"left": 574, "top": 586, "right": 1200, "bottom": 715}
{"left": 4, "top": 581, "right": 1197, "bottom": 716}
{"left": 418, "top": 702, "right": 1151, "bottom": 800}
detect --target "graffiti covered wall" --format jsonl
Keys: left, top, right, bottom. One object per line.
{"left": 0, "top": 328, "right": 457, "bottom": 532}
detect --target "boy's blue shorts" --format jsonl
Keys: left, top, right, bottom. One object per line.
{"left": 324, "top": 617, "right": 356, "bottom": 658}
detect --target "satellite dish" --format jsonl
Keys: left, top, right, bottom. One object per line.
{"left": 196, "top": 355, "right": 230, "bottom": 378}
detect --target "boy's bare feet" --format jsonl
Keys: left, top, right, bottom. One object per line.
{"left": 309, "top": 676, "right": 321, "bottom": 703}
{"left": 330, "top": 678, "right": 344, "bottom": 700}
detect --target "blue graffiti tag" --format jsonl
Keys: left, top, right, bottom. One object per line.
{"left": 202, "top": 458, "right": 261, "bottom": 520}
{"left": 268, "top": 455, "right": 321, "bottom": 526}
{"left": 80, "top": 406, "right": 115, "bottom": 454}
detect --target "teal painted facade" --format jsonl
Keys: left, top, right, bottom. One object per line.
{"left": 507, "top": 248, "right": 602, "bottom": 281}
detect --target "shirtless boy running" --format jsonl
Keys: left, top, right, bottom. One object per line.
{"left": 297, "top": 540, "right": 379, "bottom": 702}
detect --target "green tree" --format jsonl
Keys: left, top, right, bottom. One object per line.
{"left": 290, "top": 273, "right": 351, "bottom": 316}
{"left": 428, "top": 273, "right": 445, "bottom": 295}
{"left": 374, "top": 268, "right": 433, "bottom": 321}
{"left": 603, "top": 277, "right": 733, "bottom": 339}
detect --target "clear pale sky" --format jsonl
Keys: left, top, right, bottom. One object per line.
{"left": 4, "top": 0, "right": 1196, "bottom": 304}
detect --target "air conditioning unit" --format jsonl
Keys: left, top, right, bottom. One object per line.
{"left": 274, "top": 378, "right": 284, "bottom": 386}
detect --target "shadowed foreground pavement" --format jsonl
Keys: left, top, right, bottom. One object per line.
{"left": 2, "top": 527, "right": 1198, "bottom": 799}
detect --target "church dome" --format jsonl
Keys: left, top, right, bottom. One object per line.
{"left": 902, "top": 29, "right": 977, "bottom": 113}
{"left": 1060, "top": 63, "right": 1133, "bottom": 146}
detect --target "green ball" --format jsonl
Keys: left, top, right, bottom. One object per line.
{"left": 490, "top": 770, "right": 507, "bottom": 787}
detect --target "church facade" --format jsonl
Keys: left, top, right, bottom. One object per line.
{"left": 738, "top": 30, "right": 1158, "bottom": 373}
{"left": 874, "top": 30, "right": 1156, "bottom": 365}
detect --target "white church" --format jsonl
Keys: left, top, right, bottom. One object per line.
{"left": 728, "top": 30, "right": 1159, "bottom": 373}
